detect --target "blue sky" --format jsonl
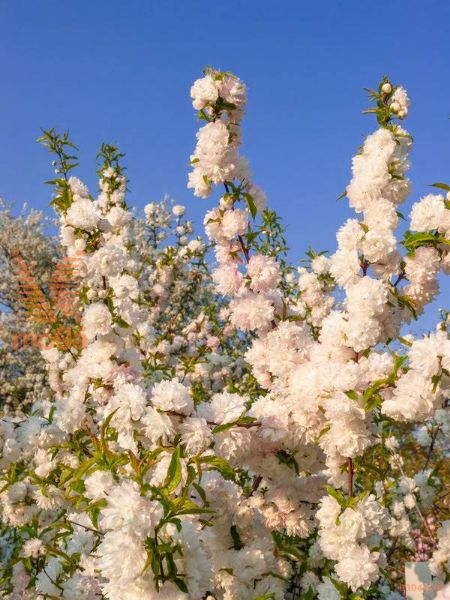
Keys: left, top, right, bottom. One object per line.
{"left": 1, "top": 0, "right": 449, "bottom": 330}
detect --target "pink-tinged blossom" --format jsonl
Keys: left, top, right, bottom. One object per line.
{"left": 247, "top": 254, "right": 280, "bottom": 293}
{"left": 229, "top": 293, "right": 275, "bottom": 332}
{"left": 212, "top": 263, "right": 244, "bottom": 295}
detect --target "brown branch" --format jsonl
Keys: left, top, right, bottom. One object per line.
{"left": 67, "top": 519, "right": 104, "bottom": 536}
{"left": 392, "top": 272, "right": 405, "bottom": 288}
{"left": 237, "top": 234, "right": 250, "bottom": 263}
{"left": 424, "top": 425, "right": 441, "bottom": 470}
{"left": 347, "top": 457, "right": 354, "bottom": 498}
{"left": 246, "top": 474, "right": 262, "bottom": 498}
{"left": 165, "top": 410, "right": 260, "bottom": 429}
{"left": 386, "top": 536, "right": 399, "bottom": 562}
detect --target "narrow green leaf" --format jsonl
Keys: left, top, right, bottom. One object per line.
{"left": 325, "top": 485, "right": 347, "bottom": 508}
{"left": 198, "top": 455, "right": 235, "bottom": 480}
{"left": 163, "top": 445, "right": 182, "bottom": 492}
{"left": 430, "top": 182, "right": 450, "bottom": 191}
{"left": 243, "top": 192, "right": 258, "bottom": 219}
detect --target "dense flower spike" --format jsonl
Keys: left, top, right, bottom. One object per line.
{"left": 0, "top": 72, "right": 448, "bottom": 600}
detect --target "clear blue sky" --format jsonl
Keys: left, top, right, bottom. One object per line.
{"left": 1, "top": 0, "right": 449, "bottom": 330}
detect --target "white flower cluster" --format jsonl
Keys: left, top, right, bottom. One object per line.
{"left": 383, "top": 330, "right": 450, "bottom": 421}
{"left": 410, "top": 193, "right": 450, "bottom": 233}
{"left": 194, "top": 99, "right": 278, "bottom": 331}
{"left": 331, "top": 125, "right": 410, "bottom": 289}
{"left": 0, "top": 142, "right": 289, "bottom": 599}
{"left": 317, "top": 494, "right": 389, "bottom": 590}
{"left": 188, "top": 70, "right": 249, "bottom": 198}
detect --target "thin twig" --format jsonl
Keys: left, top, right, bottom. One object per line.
{"left": 67, "top": 519, "right": 104, "bottom": 536}
{"left": 347, "top": 457, "right": 354, "bottom": 498}
{"left": 424, "top": 425, "right": 441, "bottom": 470}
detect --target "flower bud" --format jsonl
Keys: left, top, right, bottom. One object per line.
{"left": 172, "top": 204, "right": 185, "bottom": 217}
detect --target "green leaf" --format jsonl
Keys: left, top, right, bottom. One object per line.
{"left": 230, "top": 524, "right": 244, "bottom": 550}
{"left": 430, "top": 182, "right": 450, "bottom": 191}
{"left": 276, "top": 450, "right": 299, "bottom": 475}
{"left": 69, "top": 457, "right": 97, "bottom": 485}
{"left": 402, "top": 230, "right": 450, "bottom": 252}
{"left": 389, "top": 354, "right": 407, "bottom": 382}
{"left": 171, "top": 497, "right": 214, "bottom": 516}
{"left": 192, "top": 482, "right": 208, "bottom": 505}
{"left": 330, "top": 575, "right": 349, "bottom": 596}
{"left": 87, "top": 501, "right": 106, "bottom": 529}
{"left": 362, "top": 380, "right": 384, "bottom": 409}
{"left": 237, "top": 416, "right": 256, "bottom": 425}
{"left": 431, "top": 373, "right": 441, "bottom": 393}
{"left": 404, "top": 231, "right": 438, "bottom": 247}
{"left": 347, "top": 490, "right": 369, "bottom": 509}
{"left": 176, "top": 505, "right": 214, "bottom": 516}
{"left": 303, "top": 587, "right": 316, "bottom": 600}
{"left": 163, "top": 445, "right": 182, "bottom": 492}
{"left": 71, "top": 478, "right": 85, "bottom": 494}
{"left": 325, "top": 485, "right": 347, "bottom": 508}
{"left": 359, "top": 222, "right": 369, "bottom": 233}
{"left": 272, "top": 530, "right": 305, "bottom": 564}
{"left": 173, "top": 577, "right": 188, "bottom": 593}
{"left": 140, "top": 549, "right": 153, "bottom": 576}
{"left": 114, "top": 315, "right": 131, "bottom": 328}
{"left": 212, "top": 422, "right": 236, "bottom": 434}
{"left": 365, "top": 392, "right": 383, "bottom": 412}
{"left": 243, "top": 192, "right": 258, "bottom": 219}
{"left": 396, "top": 294, "right": 418, "bottom": 320}
{"left": 316, "top": 423, "right": 331, "bottom": 442}
{"left": 198, "top": 455, "right": 235, "bottom": 480}
{"left": 212, "top": 415, "right": 256, "bottom": 434}
{"left": 101, "top": 408, "right": 119, "bottom": 441}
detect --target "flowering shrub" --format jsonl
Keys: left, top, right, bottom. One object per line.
{"left": 0, "top": 201, "right": 58, "bottom": 415}
{"left": 0, "top": 70, "right": 449, "bottom": 599}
